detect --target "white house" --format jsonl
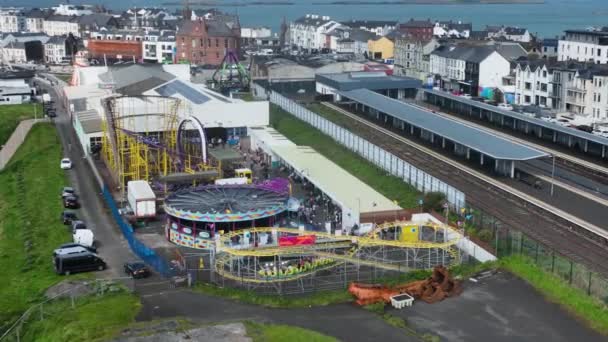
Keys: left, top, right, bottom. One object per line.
{"left": 24, "top": 9, "right": 49, "bottom": 33}
{"left": 558, "top": 29, "right": 608, "bottom": 64}
{"left": 503, "top": 27, "right": 532, "bottom": 43}
{"left": 241, "top": 27, "right": 271, "bottom": 39}
{"left": 433, "top": 21, "right": 471, "bottom": 39}
{"left": 2, "top": 42, "right": 27, "bottom": 63}
{"left": 44, "top": 36, "right": 67, "bottom": 64}
{"left": 43, "top": 15, "right": 80, "bottom": 37}
{"left": 513, "top": 60, "right": 554, "bottom": 107}
{"left": 289, "top": 14, "right": 342, "bottom": 52}
{"left": 542, "top": 38, "right": 559, "bottom": 58}
{"left": 0, "top": 9, "right": 25, "bottom": 33}
{"left": 142, "top": 30, "right": 176, "bottom": 64}
{"left": 431, "top": 45, "right": 511, "bottom": 97}
{"left": 341, "top": 20, "right": 397, "bottom": 36}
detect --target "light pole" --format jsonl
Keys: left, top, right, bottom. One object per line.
{"left": 550, "top": 154, "right": 556, "bottom": 197}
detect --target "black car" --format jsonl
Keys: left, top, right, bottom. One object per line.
{"left": 57, "top": 242, "right": 97, "bottom": 253}
{"left": 63, "top": 195, "right": 79, "bottom": 209}
{"left": 123, "top": 262, "right": 151, "bottom": 279}
{"left": 54, "top": 252, "right": 106, "bottom": 275}
{"left": 61, "top": 211, "right": 77, "bottom": 225}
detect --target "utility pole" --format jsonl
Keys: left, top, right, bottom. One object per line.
{"left": 550, "top": 154, "right": 556, "bottom": 196}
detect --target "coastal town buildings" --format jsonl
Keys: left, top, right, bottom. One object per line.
{"left": 341, "top": 20, "right": 397, "bottom": 36}
{"left": 433, "top": 21, "right": 472, "bottom": 39}
{"left": 558, "top": 29, "right": 608, "bottom": 64}
{"left": 289, "top": 14, "right": 342, "bottom": 52}
{"left": 398, "top": 19, "right": 434, "bottom": 41}
{"left": 368, "top": 35, "right": 394, "bottom": 60}
{"left": 513, "top": 59, "right": 555, "bottom": 108}
{"left": 0, "top": 8, "right": 25, "bottom": 33}
{"left": 394, "top": 37, "right": 439, "bottom": 81}
{"left": 142, "top": 30, "right": 176, "bottom": 63}
{"left": 44, "top": 35, "right": 67, "bottom": 64}
{"left": 175, "top": 12, "right": 241, "bottom": 65}
{"left": 337, "top": 28, "right": 377, "bottom": 55}
{"left": 43, "top": 14, "right": 80, "bottom": 37}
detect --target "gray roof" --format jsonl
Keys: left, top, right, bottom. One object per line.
{"left": 432, "top": 45, "right": 495, "bottom": 63}
{"left": 316, "top": 72, "right": 421, "bottom": 91}
{"left": 423, "top": 88, "right": 608, "bottom": 147}
{"left": 99, "top": 64, "right": 175, "bottom": 94}
{"left": 348, "top": 28, "right": 378, "bottom": 42}
{"left": 46, "top": 36, "right": 66, "bottom": 45}
{"left": 505, "top": 27, "right": 527, "bottom": 35}
{"left": 491, "top": 43, "right": 527, "bottom": 61}
{"left": 294, "top": 15, "right": 333, "bottom": 27}
{"left": 542, "top": 38, "right": 558, "bottom": 47}
{"left": 207, "top": 20, "right": 234, "bottom": 36}
{"left": 341, "top": 20, "right": 397, "bottom": 28}
{"left": 76, "top": 109, "right": 102, "bottom": 134}
{"left": 45, "top": 14, "right": 77, "bottom": 22}
{"left": 400, "top": 19, "right": 434, "bottom": 28}
{"left": 340, "top": 88, "right": 549, "bottom": 160}
{"left": 77, "top": 13, "right": 117, "bottom": 28}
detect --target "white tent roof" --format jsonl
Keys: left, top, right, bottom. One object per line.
{"left": 272, "top": 145, "right": 400, "bottom": 214}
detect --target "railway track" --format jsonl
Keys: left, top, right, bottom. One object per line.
{"left": 320, "top": 102, "right": 608, "bottom": 276}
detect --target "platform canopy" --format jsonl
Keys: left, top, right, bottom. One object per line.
{"left": 339, "top": 88, "right": 549, "bottom": 161}
{"left": 272, "top": 145, "right": 401, "bottom": 214}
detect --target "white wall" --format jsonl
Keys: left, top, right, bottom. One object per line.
{"left": 479, "top": 51, "right": 510, "bottom": 89}
{"left": 558, "top": 39, "right": 608, "bottom": 63}
{"left": 189, "top": 101, "right": 270, "bottom": 128}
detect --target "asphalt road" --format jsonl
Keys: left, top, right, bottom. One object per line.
{"left": 39, "top": 76, "right": 135, "bottom": 278}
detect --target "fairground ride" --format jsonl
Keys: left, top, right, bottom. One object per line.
{"left": 208, "top": 50, "right": 250, "bottom": 95}
{"left": 213, "top": 221, "right": 462, "bottom": 284}
{"left": 101, "top": 95, "right": 221, "bottom": 191}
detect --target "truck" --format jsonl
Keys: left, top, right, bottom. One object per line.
{"left": 127, "top": 180, "right": 156, "bottom": 218}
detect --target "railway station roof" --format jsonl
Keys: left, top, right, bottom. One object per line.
{"left": 272, "top": 145, "right": 401, "bottom": 214}
{"left": 339, "top": 88, "right": 549, "bottom": 160}
{"left": 423, "top": 88, "right": 608, "bottom": 147}
{"left": 316, "top": 72, "right": 421, "bottom": 91}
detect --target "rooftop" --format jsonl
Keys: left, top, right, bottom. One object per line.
{"left": 340, "top": 89, "right": 549, "bottom": 160}
{"left": 316, "top": 72, "right": 421, "bottom": 91}
{"left": 99, "top": 64, "right": 175, "bottom": 95}
{"left": 399, "top": 19, "right": 434, "bottom": 29}
{"left": 75, "top": 109, "right": 102, "bottom": 134}
{"left": 423, "top": 88, "right": 608, "bottom": 147}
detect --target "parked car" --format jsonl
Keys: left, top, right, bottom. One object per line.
{"left": 61, "top": 211, "right": 77, "bottom": 225}
{"left": 60, "top": 158, "right": 72, "bottom": 170}
{"left": 71, "top": 220, "right": 86, "bottom": 233}
{"left": 53, "top": 246, "right": 89, "bottom": 257}
{"left": 57, "top": 242, "right": 97, "bottom": 253}
{"left": 497, "top": 103, "right": 513, "bottom": 111}
{"left": 53, "top": 252, "right": 105, "bottom": 275}
{"left": 63, "top": 195, "right": 79, "bottom": 209}
{"left": 61, "top": 187, "right": 76, "bottom": 199}
{"left": 576, "top": 125, "right": 594, "bottom": 133}
{"left": 123, "top": 261, "right": 151, "bottom": 279}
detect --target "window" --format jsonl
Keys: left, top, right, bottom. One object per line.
{"left": 207, "top": 39, "right": 211, "bottom": 47}
{"left": 200, "top": 38, "right": 203, "bottom": 46}
{"left": 215, "top": 38, "right": 218, "bottom": 47}
{"left": 216, "top": 52, "right": 219, "bottom": 59}
{"left": 598, "top": 48, "right": 602, "bottom": 57}
{"left": 224, "top": 39, "right": 228, "bottom": 48}
{"left": 542, "top": 70, "right": 547, "bottom": 77}
{"left": 524, "top": 95, "right": 531, "bottom": 103}
{"left": 525, "top": 82, "right": 531, "bottom": 90}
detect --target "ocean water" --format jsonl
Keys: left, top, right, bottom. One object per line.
{"left": 5, "top": 0, "right": 608, "bottom": 38}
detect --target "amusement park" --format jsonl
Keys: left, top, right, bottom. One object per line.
{"left": 63, "top": 56, "right": 478, "bottom": 301}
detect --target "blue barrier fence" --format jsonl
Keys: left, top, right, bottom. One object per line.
{"left": 102, "top": 185, "right": 174, "bottom": 277}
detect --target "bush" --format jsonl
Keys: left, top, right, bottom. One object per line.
{"left": 422, "top": 192, "right": 446, "bottom": 212}
{"left": 477, "top": 229, "right": 493, "bottom": 242}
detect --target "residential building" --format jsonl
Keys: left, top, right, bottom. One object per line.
{"left": 241, "top": 27, "right": 271, "bottom": 40}
{"left": 176, "top": 13, "right": 241, "bottom": 66}
{"left": 24, "top": 9, "right": 50, "bottom": 33}
{"left": 398, "top": 19, "right": 434, "bottom": 41}
{"left": 486, "top": 25, "right": 532, "bottom": 43}
{"left": 368, "top": 35, "right": 394, "bottom": 60}
{"left": 558, "top": 29, "right": 608, "bottom": 64}
{"left": 0, "top": 8, "right": 25, "bottom": 33}
{"left": 394, "top": 37, "right": 439, "bottom": 80}
{"left": 3, "top": 42, "right": 27, "bottom": 63}
{"left": 433, "top": 21, "right": 471, "bottom": 39}
{"left": 43, "top": 15, "right": 80, "bottom": 37}
{"left": 77, "top": 14, "right": 120, "bottom": 37}
{"left": 0, "top": 32, "right": 50, "bottom": 46}
{"left": 53, "top": 4, "right": 93, "bottom": 16}
{"left": 430, "top": 44, "right": 512, "bottom": 97}
{"left": 542, "top": 38, "right": 558, "bottom": 58}
{"left": 289, "top": 14, "right": 342, "bottom": 52}
{"left": 552, "top": 63, "right": 608, "bottom": 120}
{"left": 121, "top": 7, "right": 178, "bottom": 30}
{"left": 513, "top": 59, "right": 555, "bottom": 108}
{"left": 142, "top": 30, "right": 176, "bottom": 64}
{"left": 341, "top": 20, "right": 397, "bottom": 36}
{"left": 337, "top": 28, "right": 377, "bottom": 55}
{"left": 44, "top": 36, "right": 67, "bottom": 64}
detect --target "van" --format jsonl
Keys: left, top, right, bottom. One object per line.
{"left": 53, "top": 246, "right": 89, "bottom": 257}
{"left": 53, "top": 252, "right": 106, "bottom": 275}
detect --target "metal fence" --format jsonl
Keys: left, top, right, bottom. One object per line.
{"left": 269, "top": 91, "right": 466, "bottom": 211}
{"left": 102, "top": 185, "right": 175, "bottom": 277}
{"left": 463, "top": 206, "right": 608, "bottom": 302}
{"left": 0, "top": 278, "right": 134, "bottom": 342}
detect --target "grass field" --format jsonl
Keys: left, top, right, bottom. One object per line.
{"left": 245, "top": 322, "right": 338, "bottom": 342}
{"left": 501, "top": 255, "right": 608, "bottom": 335}
{"left": 0, "top": 103, "right": 42, "bottom": 145}
{"left": 18, "top": 291, "right": 140, "bottom": 342}
{"left": 0, "top": 124, "right": 75, "bottom": 332}
{"left": 270, "top": 104, "right": 420, "bottom": 208}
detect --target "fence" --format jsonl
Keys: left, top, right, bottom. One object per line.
{"left": 0, "top": 278, "right": 134, "bottom": 342}
{"left": 102, "top": 185, "right": 175, "bottom": 278}
{"left": 269, "top": 91, "right": 466, "bottom": 211}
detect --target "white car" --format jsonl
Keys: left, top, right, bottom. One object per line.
{"left": 497, "top": 103, "right": 513, "bottom": 111}
{"left": 60, "top": 158, "right": 72, "bottom": 170}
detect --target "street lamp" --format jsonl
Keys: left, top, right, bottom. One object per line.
{"left": 550, "top": 154, "right": 556, "bottom": 197}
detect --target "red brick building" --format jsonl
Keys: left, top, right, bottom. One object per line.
{"left": 398, "top": 19, "right": 434, "bottom": 41}
{"left": 176, "top": 15, "right": 240, "bottom": 66}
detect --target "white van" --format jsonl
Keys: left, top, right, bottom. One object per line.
{"left": 73, "top": 229, "right": 94, "bottom": 247}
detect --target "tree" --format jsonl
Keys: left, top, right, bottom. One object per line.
{"left": 493, "top": 88, "right": 504, "bottom": 104}
{"left": 422, "top": 192, "right": 446, "bottom": 212}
